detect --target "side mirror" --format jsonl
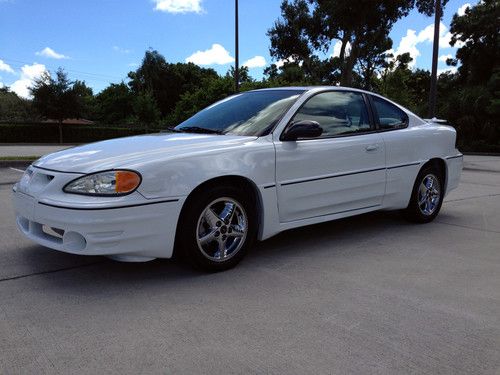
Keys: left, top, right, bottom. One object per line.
{"left": 281, "top": 120, "right": 323, "bottom": 141}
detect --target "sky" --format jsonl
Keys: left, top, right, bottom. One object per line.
{"left": 0, "top": 0, "right": 477, "bottom": 98}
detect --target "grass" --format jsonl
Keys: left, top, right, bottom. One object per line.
{"left": 0, "top": 156, "right": 40, "bottom": 161}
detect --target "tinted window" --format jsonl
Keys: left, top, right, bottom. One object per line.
{"left": 371, "top": 96, "right": 408, "bottom": 130}
{"left": 291, "top": 91, "right": 372, "bottom": 138}
{"left": 175, "top": 90, "right": 303, "bottom": 136}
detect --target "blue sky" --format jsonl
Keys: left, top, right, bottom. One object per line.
{"left": 0, "top": 0, "right": 476, "bottom": 98}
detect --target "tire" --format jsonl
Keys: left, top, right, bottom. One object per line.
{"left": 177, "top": 184, "right": 257, "bottom": 272}
{"left": 404, "top": 165, "right": 444, "bottom": 223}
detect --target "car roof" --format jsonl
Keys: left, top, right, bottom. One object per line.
{"left": 249, "top": 86, "right": 373, "bottom": 95}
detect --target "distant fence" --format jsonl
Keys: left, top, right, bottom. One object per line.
{"left": 0, "top": 123, "right": 153, "bottom": 143}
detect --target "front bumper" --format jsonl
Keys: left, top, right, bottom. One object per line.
{"left": 13, "top": 189, "right": 185, "bottom": 260}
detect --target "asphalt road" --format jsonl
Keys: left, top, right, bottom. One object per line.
{"left": 0, "top": 157, "right": 499, "bottom": 374}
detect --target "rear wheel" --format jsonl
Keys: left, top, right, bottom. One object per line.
{"left": 404, "top": 165, "right": 444, "bottom": 223}
{"left": 177, "top": 185, "right": 256, "bottom": 272}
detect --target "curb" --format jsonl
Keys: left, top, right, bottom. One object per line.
{"left": 462, "top": 152, "right": 500, "bottom": 157}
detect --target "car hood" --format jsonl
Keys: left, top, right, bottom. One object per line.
{"left": 33, "top": 133, "right": 257, "bottom": 173}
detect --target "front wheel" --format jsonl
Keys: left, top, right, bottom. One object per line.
{"left": 177, "top": 186, "right": 256, "bottom": 272}
{"left": 404, "top": 166, "right": 444, "bottom": 223}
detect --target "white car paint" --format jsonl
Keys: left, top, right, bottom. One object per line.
{"left": 12, "top": 87, "right": 463, "bottom": 262}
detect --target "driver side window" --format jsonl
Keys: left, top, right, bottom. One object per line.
{"left": 292, "top": 91, "right": 372, "bottom": 139}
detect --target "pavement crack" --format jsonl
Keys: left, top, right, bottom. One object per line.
{"left": 434, "top": 220, "right": 500, "bottom": 234}
{"left": 0, "top": 261, "right": 104, "bottom": 283}
{"left": 445, "top": 193, "right": 500, "bottom": 203}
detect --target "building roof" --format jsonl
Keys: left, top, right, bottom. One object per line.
{"left": 42, "top": 118, "right": 95, "bottom": 125}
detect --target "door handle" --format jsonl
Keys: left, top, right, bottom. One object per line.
{"left": 365, "top": 144, "right": 379, "bottom": 152}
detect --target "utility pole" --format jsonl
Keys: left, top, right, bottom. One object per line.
{"left": 428, "top": 0, "right": 441, "bottom": 118}
{"left": 235, "top": 0, "right": 239, "bottom": 92}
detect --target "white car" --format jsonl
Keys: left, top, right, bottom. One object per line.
{"left": 13, "top": 87, "right": 463, "bottom": 271}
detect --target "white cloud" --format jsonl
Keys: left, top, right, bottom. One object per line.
{"left": 0, "top": 59, "right": 14, "bottom": 74}
{"left": 275, "top": 56, "right": 299, "bottom": 68}
{"left": 458, "top": 3, "right": 471, "bottom": 16}
{"left": 437, "top": 67, "right": 458, "bottom": 75}
{"left": 153, "top": 0, "right": 203, "bottom": 13}
{"left": 36, "top": 47, "right": 69, "bottom": 59}
{"left": 438, "top": 54, "right": 453, "bottom": 63}
{"left": 113, "top": 46, "right": 131, "bottom": 54}
{"left": 392, "top": 22, "right": 460, "bottom": 67}
{"left": 186, "top": 43, "right": 234, "bottom": 65}
{"left": 242, "top": 55, "right": 266, "bottom": 68}
{"left": 10, "top": 63, "right": 48, "bottom": 99}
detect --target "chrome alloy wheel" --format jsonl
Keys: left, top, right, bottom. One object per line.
{"left": 195, "top": 197, "right": 248, "bottom": 262}
{"left": 418, "top": 174, "right": 441, "bottom": 216}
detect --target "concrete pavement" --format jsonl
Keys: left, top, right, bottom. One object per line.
{"left": 0, "top": 156, "right": 499, "bottom": 374}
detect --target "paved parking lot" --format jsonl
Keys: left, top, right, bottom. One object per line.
{"left": 0, "top": 157, "right": 499, "bottom": 374}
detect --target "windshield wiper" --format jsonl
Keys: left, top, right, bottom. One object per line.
{"left": 168, "top": 126, "right": 223, "bottom": 135}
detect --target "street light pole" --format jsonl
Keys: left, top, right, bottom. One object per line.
{"left": 235, "top": 0, "right": 239, "bottom": 93}
{"left": 428, "top": 0, "right": 441, "bottom": 118}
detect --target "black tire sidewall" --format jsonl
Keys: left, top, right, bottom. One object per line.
{"left": 178, "top": 185, "right": 257, "bottom": 272}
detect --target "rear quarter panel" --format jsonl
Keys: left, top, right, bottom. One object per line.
{"left": 382, "top": 122, "right": 459, "bottom": 209}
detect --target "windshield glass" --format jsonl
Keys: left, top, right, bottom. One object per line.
{"left": 174, "top": 90, "right": 304, "bottom": 136}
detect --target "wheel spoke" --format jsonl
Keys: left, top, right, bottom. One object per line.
{"left": 426, "top": 177, "right": 434, "bottom": 189}
{"left": 220, "top": 202, "right": 235, "bottom": 224}
{"left": 418, "top": 194, "right": 427, "bottom": 206}
{"left": 215, "top": 237, "right": 228, "bottom": 259}
{"left": 229, "top": 225, "right": 244, "bottom": 237}
{"left": 204, "top": 208, "right": 221, "bottom": 228}
{"left": 199, "top": 230, "right": 217, "bottom": 245}
{"left": 425, "top": 199, "right": 432, "bottom": 214}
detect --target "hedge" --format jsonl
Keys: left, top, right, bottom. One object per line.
{"left": 0, "top": 123, "right": 151, "bottom": 143}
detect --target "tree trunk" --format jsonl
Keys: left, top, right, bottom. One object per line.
{"left": 340, "top": 38, "right": 359, "bottom": 87}
{"left": 338, "top": 32, "right": 350, "bottom": 62}
{"left": 58, "top": 121, "right": 63, "bottom": 144}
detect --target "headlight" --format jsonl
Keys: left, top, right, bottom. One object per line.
{"left": 63, "top": 170, "right": 142, "bottom": 196}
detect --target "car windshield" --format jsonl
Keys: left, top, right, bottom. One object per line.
{"left": 173, "top": 90, "right": 304, "bottom": 136}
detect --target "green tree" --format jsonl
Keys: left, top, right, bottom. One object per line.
{"left": 29, "top": 68, "right": 85, "bottom": 143}
{"left": 226, "top": 65, "right": 253, "bottom": 85}
{"left": 133, "top": 90, "right": 161, "bottom": 132}
{"left": 72, "top": 80, "right": 94, "bottom": 119}
{"left": 0, "top": 87, "right": 37, "bottom": 121}
{"left": 128, "top": 50, "right": 218, "bottom": 116}
{"left": 449, "top": 0, "right": 499, "bottom": 85}
{"left": 166, "top": 76, "right": 235, "bottom": 126}
{"left": 267, "top": 0, "right": 449, "bottom": 86}
{"left": 439, "top": 0, "right": 500, "bottom": 151}
{"left": 94, "top": 82, "right": 134, "bottom": 124}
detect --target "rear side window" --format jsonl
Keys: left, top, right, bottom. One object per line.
{"left": 371, "top": 96, "right": 408, "bottom": 130}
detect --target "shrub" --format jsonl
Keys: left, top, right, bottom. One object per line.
{"left": 0, "top": 123, "right": 150, "bottom": 143}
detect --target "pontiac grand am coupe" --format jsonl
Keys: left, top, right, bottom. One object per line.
{"left": 13, "top": 87, "right": 463, "bottom": 271}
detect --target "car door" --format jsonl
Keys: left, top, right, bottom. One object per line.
{"left": 369, "top": 94, "right": 421, "bottom": 208}
{"left": 274, "top": 90, "right": 386, "bottom": 222}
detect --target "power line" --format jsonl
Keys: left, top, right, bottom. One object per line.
{"left": 0, "top": 56, "right": 126, "bottom": 81}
